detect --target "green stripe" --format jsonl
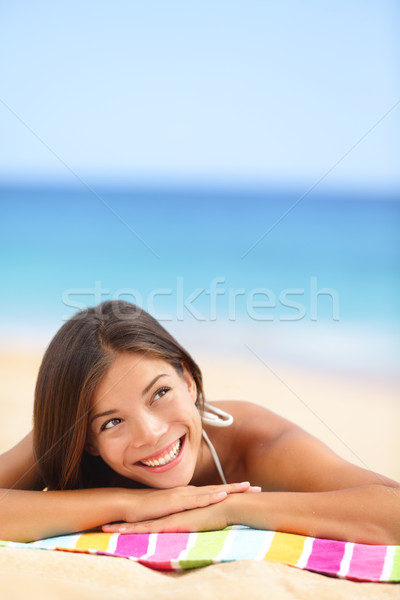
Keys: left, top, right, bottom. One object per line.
{"left": 390, "top": 546, "right": 400, "bottom": 582}
{"left": 181, "top": 527, "right": 232, "bottom": 569}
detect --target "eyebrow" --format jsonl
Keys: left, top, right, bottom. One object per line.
{"left": 141, "top": 373, "right": 168, "bottom": 396}
{"left": 90, "top": 373, "right": 169, "bottom": 425}
{"left": 90, "top": 409, "right": 118, "bottom": 425}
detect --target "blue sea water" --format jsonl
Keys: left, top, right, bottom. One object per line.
{"left": 1, "top": 184, "right": 399, "bottom": 374}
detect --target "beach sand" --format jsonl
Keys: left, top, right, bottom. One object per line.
{"left": 0, "top": 351, "right": 399, "bottom": 599}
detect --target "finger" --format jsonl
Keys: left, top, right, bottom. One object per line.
{"left": 165, "top": 490, "right": 228, "bottom": 514}
{"left": 190, "top": 490, "right": 228, "bottom": 508}
{"left": 224, "top": 482, "right": 252, "bottom": 493}
{"left": 125, "top": 503, "right": 228, "bottom": 534}
{"left": 102, "top": 522, "right": 125, "bottom": 532}
{"left": 193, "top": 482, "right": 251, "bottom": 495}
{"left": 104, "top": 516, "right": 194, "bottom": 535}
{"left": 154, "top": 483, "right": 250, "bottom": 516}
{"left": 106, "top": 502, "right": 229, "bottom": 535}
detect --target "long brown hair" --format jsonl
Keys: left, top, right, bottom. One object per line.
{"left": 33, "top": 300, "right": 204, "bottom": 490}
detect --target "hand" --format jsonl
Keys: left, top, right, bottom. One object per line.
{"left": 103, "top": 483, "right": 261, "bottom": 533}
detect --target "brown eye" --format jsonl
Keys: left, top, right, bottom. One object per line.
{"left": 153, "top": 387, "right": 170, "bottom": 402}
{"left": 101, "top": 418, "right": 122, "bottom": 431}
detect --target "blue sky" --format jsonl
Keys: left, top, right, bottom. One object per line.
{"left": 0, "top": 1, "right": 399, "bottom": 190}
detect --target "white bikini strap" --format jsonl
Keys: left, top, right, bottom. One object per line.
{"left": 202, "top": 429, "right": 228, "bottom": 485}
{"left": 201, "top": 402, "right": 234, "bottom": 427}
{"left": 200, "top": 402, "right": 233, "bottom": 485}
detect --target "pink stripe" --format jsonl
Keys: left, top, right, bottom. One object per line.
{"left": 114, "top": 534, "right": 150, "bottom": 558}
{"left": 144, "top": 533, "right": 191, "bottom": 570}
{"left": 306, "top": 538, "right": 345, "bottom": 576}
{"left": 346, "top": 544, "right": 387, "bottom": 582}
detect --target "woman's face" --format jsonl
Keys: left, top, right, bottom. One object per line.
{"left": 86, "top": 352, "right": 202, "bottom": 488}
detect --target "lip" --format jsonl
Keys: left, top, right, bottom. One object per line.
{"left": 136, "top": 435, "right": 185, "bottom": 473}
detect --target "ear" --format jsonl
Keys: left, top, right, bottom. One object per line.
{"left": 180, "top": 362, "right": 197, "bottom": 403}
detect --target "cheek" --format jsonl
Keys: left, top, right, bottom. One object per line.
{"left": 170, "top": 399, "right": 201, "bottom": 431}
{"left": 186, "top": 405, "right": 203, "bottom": 445}
{"left": 96, "top": 438, "right": 125, "bottom": 465}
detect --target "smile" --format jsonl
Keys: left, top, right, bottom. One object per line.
{"left": 139, "top": 436, "right": 184, "bottom": 469}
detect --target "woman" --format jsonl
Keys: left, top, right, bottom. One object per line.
{"left": 0, "top": 300, "right": 399, "bottom": 543}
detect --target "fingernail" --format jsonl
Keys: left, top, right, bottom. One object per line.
{"left": 250, "top": 486, "right": 262, "bottom": 492}
{"left": 239, "top": 481, "right": 250, "bottom": 486}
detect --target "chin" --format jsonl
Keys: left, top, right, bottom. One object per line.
{"left": 139, "top": 469, "right": 194, "bottom": 489}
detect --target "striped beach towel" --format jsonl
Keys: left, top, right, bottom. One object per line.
{"left": 2, "top": 527, "right": 399, "bottom": 582}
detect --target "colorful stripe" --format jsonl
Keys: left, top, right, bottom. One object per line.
{"left": 346, "top": 543, "right": 387, "bottom": 582}
{"left": 220, "top": 526, "right": 274, "bottom": 561}
{"left": 75, "top": 532, "right": 112, "bottom": 552}
{"left": 305, "top": 538, "right": 346, "bottom": 576}
{"left": 390, "top": 546, "right": 400, "bottom": 581}
{"left": 264, "top": 532, "right": 307, "bottom": 566}
{"left": 115, "top": 533, "right": 150, "bottom": 558}
{"left": 32, "top": 533, "right": 81, "bottom": 550}
{"left": 143, "top": 532, "right": 191, "bottom": 570}
{"left": 181, "top": 527, "right": 232, "bottom": 569}
{"left": 1, "top": 529, "right": 399, "bottom": 583}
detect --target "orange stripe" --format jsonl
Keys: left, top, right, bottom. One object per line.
{"left": 264, "top": 532, "right": 306, "bottom": 566}
{"left": 75, "top": 532, "right": 112, "bottom": 552}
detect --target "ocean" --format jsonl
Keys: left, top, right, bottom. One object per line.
{"left": 1, "top": 184, "right": 399, "bottom": 376}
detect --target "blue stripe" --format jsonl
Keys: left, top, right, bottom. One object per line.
{"left": 29, "top": 534, "right": 80, "bottom": 550}
{"left": 219, "top": 526, "right": 271, "bottom": 561}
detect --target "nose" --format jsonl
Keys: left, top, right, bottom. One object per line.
{"left": 127, "top": 411, "right": 168, "bottom": 449}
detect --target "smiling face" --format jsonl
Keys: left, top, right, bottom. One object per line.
{"left": 86, "top": 352, "right": 203, "bottom": 489}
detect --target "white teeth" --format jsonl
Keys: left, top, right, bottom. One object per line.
{"left": 141, "top": 439, "right": 181, "bottom": 467}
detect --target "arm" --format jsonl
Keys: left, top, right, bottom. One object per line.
{"left": 0, "top": 434, "right": 253, "bottom": 542}
{"left": 236, "top": 420, "right": 400, "bottom": 544}
{"left": 0, "top": 486, "right": 127, "bottom": 542}
{"left": 0, "top": 483, "right": 255, "bottom": 543}
{"left": 235, "top": 404, "right": 400, "bottom": 544}
{"left": 116, "top": 480, "right": 400, "bottom": 544}
{"left": 227, "top": 483, "right": 400, "bottom": 544}
{"left": 106, "top": 403, "right": 400, "bottom": 544}
{"left": 0, "top": 433, "right": 119, "bottom": 541}
{"left": 0, "top": 431, "right": 255, "bottom": 542}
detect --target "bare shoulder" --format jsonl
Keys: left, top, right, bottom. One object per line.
{"left": 210, "top": 400, "right": 298, "bottom": 443}
{"left": 210, "top": 401, "right": 400, "bottom": 492}
{"left": 201, "top": 400, "right": 282, "bottom": 484}
{"left": 206, "top": 400, "right": 297, "bottom": 472}
{"left": 206, "top": 400, "right": 307, "bottom": 487}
